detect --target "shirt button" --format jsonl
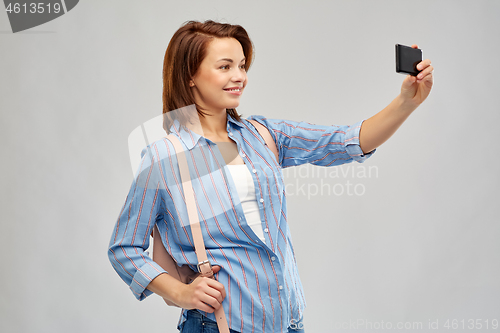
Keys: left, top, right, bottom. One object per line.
{"left": 252, "top": 169, "right": 256, "bottom": 173}
{"left": 241, "top": 153, "right": 246, "bottom": 158}
{"left": 229, "top": 132, "right": 233, "bottom": 136}
{"left": 264, "top": 228, "right": 269, "bottom": 233}
{"left": 271, "top": 256, "right": 276, "bottom": 261}
{"left": 259, "top": 198, "right": 264, "bottom": 203}
{"left": 279, "top": 285, "right": 283, "bottom": 290}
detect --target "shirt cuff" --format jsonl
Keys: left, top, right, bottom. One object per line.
{"left": 344, "top": 119, "right": 375, "bottom": 163}
{"left": 130, "top": 261, "right": 166, "bottom": 301}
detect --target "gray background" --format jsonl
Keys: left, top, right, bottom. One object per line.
{"left": 1, "top": 0, "right": 499, "bottom": 332}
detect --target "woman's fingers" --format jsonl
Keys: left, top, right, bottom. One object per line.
{"left": 417, "top": 59, "right": 432, "bottom": 71}
{"left": 211, "top": 277, "right": 226, "bottom": 300}
{"left": 176, "top": 266, "right": 227, "bottom": 312}
{"left": 212, "top": 265, "right": 222, "bottom": 274}
{"left": 198, "top": 295, "right": 221, "bottom": 313}
{"left": 409, "top": 45, "right": 433, "bottom": 81}
{"left": 194, "top": 281, "right": 224, "bottom": 313}
{"left": 196, "top": 300, "right": 219, "bottom": 313}
{"left": 210, "top": 265, "right": 226, "bottom": 298}
{"left": 416, "top": 59, "right": 433, "bottom": 83}
{"left": 417, "top": 65, "right": 434, "bottom": 80}
{"left": 204, "top": 279, "right": 225, "bottom": 304}
{"left": 186, "top": 276, "right": 226, "bottom": 312}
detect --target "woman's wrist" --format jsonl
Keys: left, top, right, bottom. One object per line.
{"left": 147, "top": 272, "right": 185, "bottom": 305}
{"left": 394, "top": 93, "right": 419, "bottom": 115}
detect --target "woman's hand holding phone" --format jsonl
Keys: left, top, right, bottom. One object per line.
{"left": 400, "top": 44, "right": 434, "bottom": 107}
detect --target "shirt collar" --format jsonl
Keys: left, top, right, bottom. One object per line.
{"left": 227, "top": 113, "right": 245, "bottom": 129}
{"left": 168, "top": 113, "right": 244, "bottom": 150}
{"left": 168, "top": 119, "right": 203, "bottom": 151}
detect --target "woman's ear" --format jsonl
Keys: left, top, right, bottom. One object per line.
{"left": 189, "top": 80, "right": 195, "bottom": 87}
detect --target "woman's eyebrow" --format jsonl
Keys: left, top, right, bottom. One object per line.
{"left": 216, "top": 57, "right": 246, "bottom": 63}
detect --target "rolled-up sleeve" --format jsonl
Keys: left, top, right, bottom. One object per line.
{"left": 108, "top": 144, "right": 167, "bottom": 300}
{"left": 343, "top": 119, "right": 375, "bottom": 163}
{"left": 248, "top": 116, "right": 375, "bottom": 168}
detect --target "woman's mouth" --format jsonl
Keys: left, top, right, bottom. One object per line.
{"left": 224, "top": 88, "right": 242, "bottom": 95}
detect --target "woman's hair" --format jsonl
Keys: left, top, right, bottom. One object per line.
{"left": 162, "top": 20, "right": 254, "bottom": 133}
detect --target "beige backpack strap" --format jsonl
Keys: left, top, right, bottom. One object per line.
{"left": 247, "top": 119, "right": 279, "bottom": 164}
{"left": 165, "top": 134, "right": 230, "bottom": 333}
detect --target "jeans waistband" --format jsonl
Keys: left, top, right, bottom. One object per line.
{"left": 184, "top": 309, "right": 305, "bottom": 332}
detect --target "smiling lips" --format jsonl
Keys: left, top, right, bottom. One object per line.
{"left": 224, "top": 87, "right": 242, "bottom": 95}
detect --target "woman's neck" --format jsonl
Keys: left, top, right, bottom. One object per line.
{"left": 198, "top": 110, "right": 228, "bottom": 137}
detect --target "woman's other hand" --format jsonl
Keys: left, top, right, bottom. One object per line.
{"left": 177, "top": 265, "right": 226, "bottom": 313}
{"left": 400, "top": 44, "right": 434, "bottom": 107}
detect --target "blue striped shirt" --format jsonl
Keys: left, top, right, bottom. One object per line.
{"left": 108, "top": 113, "right": 374, "bottom": 333}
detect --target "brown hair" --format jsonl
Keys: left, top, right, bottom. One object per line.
{"left": 162, "top": 20, "right": 254, "bottom": 133}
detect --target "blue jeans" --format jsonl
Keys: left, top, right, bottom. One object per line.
{"left": 180, "top": 309, "right": 305, "bottom": 333}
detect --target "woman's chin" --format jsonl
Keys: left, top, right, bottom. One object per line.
{"left": 227, "top": 100, "right": 241, "bottom": 109}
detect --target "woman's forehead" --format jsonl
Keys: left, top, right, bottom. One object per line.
{"left": 205, "top": 38, "right": 244, "bottom": 62}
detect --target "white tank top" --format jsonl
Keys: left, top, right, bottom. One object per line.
{"left": 226, "top": 164, "right": 266, "bottom": 244}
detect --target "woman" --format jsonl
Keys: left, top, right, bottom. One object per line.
{"left": 108, "top": 20, "right": 433, "bottom": 333}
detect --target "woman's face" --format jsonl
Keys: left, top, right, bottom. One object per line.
{"left": 190, "top": 37, "right": 247, "bottom": 115}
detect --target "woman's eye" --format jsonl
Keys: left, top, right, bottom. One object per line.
{"left": 220, "top": 64, "right": 246, "bottom": 70}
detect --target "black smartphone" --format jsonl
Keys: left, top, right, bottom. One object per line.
{"left": 395, "top": 44, "right": 422, "bottom": 76}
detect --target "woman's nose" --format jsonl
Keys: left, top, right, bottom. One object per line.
{"left": 232, "top": 68, "right": 246, "bottom": 82}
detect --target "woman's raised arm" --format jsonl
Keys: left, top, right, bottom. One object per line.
{"left": 359, "top": 45, "right": 434, "bottom": 154}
